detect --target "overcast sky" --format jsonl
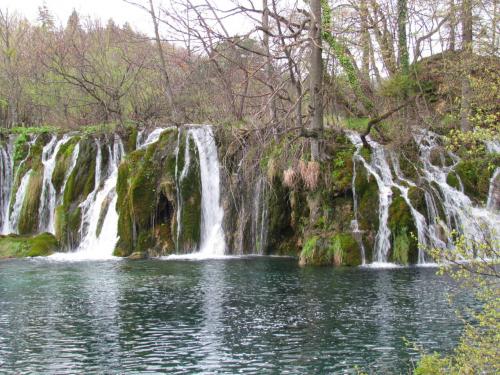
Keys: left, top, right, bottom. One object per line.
{"left": 2, "top": 0, "right": 254, "bottom": 37}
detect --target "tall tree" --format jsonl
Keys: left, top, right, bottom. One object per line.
{"left": 460, "top": 0, "right": 473, "bottom": 131}
{"left": 397, "top": 0, "right": 409, "bottom": 75}
{"left": 309, "top": 0, "right": 323, "bottom": 161}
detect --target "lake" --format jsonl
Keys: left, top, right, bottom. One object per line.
{"left": 0, "top": 257, "right": 467, "bottom": 374}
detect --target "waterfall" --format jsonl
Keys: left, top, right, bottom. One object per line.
{"left": 175, "top": 129, "right": 192, "bottom": 252}
{"left": 0, "top": 136, "right": 14, "bottom": 234}
{"left": 417, "top": 131, "right": 500, "bottom": 250}
{"left": 78, "top": 140, "right": 103, "bottom": 243}
{"left": 7, "top": 135, "right": 39, "bottom": 234}
{"left": 349, "top": 133, "right": 431, "bottom": 265}
{"left": 60, "top": 142, "right": 80, "bottom": 200}
{"left": 138, "top": 127, "right": 173, "bottom": 149}
{"left": 252, "top": 176, "right": 269, "bottom": 254}
{"left": 39, "top": 135, "right": 72, "bottom": 233}
{"left": 52, "top": 137, "right": 124, "bottom": 260}
{"left": 350, "top": 157, "right": 366, "bottom": 264}
{"left": 187, "top": 126, "right": 226, "bottom": 257}
{"left": 9, "top": 171, "right": 31, "bottom": 233}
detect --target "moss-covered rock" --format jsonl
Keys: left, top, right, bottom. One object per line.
{"left": 17, "top": 169, "right": 43, "bottom": 235}
{"left": 455, "top": 159, "right": 495, "bottom": 204}
{"left": 176, "top": 133, "right": 201, "bottom": 252}
{"left": 9, "top": 134, "right": 46, "bottom": 213}
{"left": 115, "top": 128, "right": 179, "bottom": 257}
{"left": 0, "top": 233, "right": 58, "bottom": 258}
{"left": 52, "top": 136, "right": 80, "bottom": 194}
{"left": 56, "top": 136, "right": 97, "bottom": 249}
{"left": 265, "top": 176, "right": 296, "bottom": 255}
{"left": 299, "top": 233, "right": 360, "bottom": 266}
{"left": 388, "top": 195, "right": 419, "bottom": 264}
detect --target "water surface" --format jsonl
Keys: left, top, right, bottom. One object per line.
{"left": 0, "top": 257, "right": 467, "bottom": 373}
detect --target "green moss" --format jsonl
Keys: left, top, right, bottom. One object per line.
{"left": 299, "top": 235, "right": 320, "bottom": 265}
{"left": 96, "top": 192, "right": 113, "bottom": 238}
{"left": 177, "top": 135, "right": 201, "bottom": 252}
{"left": 115, "top": 128, "right": 179, "bottom": 257}
{"left": 124, "top": 127, "right": 138, "bottom": 153}
{"left": 330, "top": 148, "right": 354, "bottom": 193}
{"left": 0, "top": 233, "right": 58, "bottom": 258}
{"left": 51, "top": 136, "right": 80, "bottom": 193}
{"left": 446, "top": 172, "right": 461, "bottom": 190}
{"left": 392, "top": 230, "right": 410, "bottom": 265}
{"left": 330, "top": 233, "right": 361, "bottom": 266}
{"left": 17, "top": 169, "right": 43, "bottom": 235}
{"left": 266, "top": 177, "right": 295, "bottom": 255}
{"left": 299, "top": 233, "right": 360, "bottom": 266}
{"left": 63, "top": 137, "right": 96, "bottom": 207}
{"left": 455, "top": 159, "right": 494, "bottom": 204}
{"left": 388, "top": 195, "right": 418, "bottom": 264}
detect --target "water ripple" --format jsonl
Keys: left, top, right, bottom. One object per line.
{"left": 0, "top": 257, "right": 470, "bottom": 374}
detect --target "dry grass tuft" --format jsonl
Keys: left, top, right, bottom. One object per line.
{"left": 283, "top": 167, "right": 299, "bottom": 188}
{"left": 299, "top": 160, "right": 320, "bottom": 190}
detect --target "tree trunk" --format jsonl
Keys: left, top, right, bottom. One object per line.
{"left": 449, "top": 0, "right": 456, "bottom": 51}
{"left": 148, "top": 0, "right": 178, "bottom": 123}
{"left": 262, "top": 0, "right": 278, "bottom": 130}
{"left": 360, "top": 0, "right": 371, "bottom": 82}
{"left": 460, "top": 0, "right": 473, "bottom": 131}
{"left": 309, "top": 0, "right": 323, "bottom": 161}
{"left": 397, "top": 0, "right": 409, "bottom": 75}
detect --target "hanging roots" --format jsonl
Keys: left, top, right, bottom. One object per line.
{"left": 299, "top": 160, "right": 320, "bottom": 191}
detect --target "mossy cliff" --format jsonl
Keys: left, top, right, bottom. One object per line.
{"left": 0, "top": 233, "right": 58, "bottom": 258}
{"left": 54, "top": 136, "right": 97, "bottom": 249}
{"left": 115, "top": 128, "right": 189, "bottom": 257}
{"left": 16, "top": 136, "right": 48, "bottom": 235}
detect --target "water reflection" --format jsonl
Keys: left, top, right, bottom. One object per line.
{"left": 0, "top": 258, "right": 470, "bottom": 374}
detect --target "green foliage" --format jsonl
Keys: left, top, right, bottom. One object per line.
{"left": 379, "top": 73, "right": 417, "bottom": 98}
{"left": 320, "top": 0, "right": 374, "bottom": 113}
{"left": 343, "top": 117, "right": 369, "bottom": 132}
{"left": 415, "top": 235, "right": 500, "bottom": 374}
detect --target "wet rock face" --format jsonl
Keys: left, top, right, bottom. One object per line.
{"left": 115, "top": 129, "right": 180, "bottom": 257}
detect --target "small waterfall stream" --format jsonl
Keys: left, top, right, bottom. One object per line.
{"left": 189, "top": 126, "right": 226, "bottom": 257}
{"left": 39, "top": 135, "right": 72, "bottom": 233}
{"left": 0, "top": 136, "right": 14, "bottom": 234}
{"left": 349, "top": 134, "right": 448, "bottom": 265}
{"left": 416, "top": 131, "right": 500, "bottom": 250}
{"left": 52, "top": 137, "right": 124, "bottom": 260}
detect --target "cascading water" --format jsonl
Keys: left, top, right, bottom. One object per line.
{"left": 350, "top": 157, "right": 366, "bottom": 264}
{"left": 175, "top": 129, "right": 192, "bottom": 252}
{"left": 416, "top": 131, "right": 500, "bottom": 250}
{"left": 38, "top": 135, "right": 72, "bottom": 233}
{"left": 169, "top": 126, "right": 226, "bottom": 258}
{"left": 7, "top": 135, "right": 39, "bottom": 234}
{"left": 190, "top": 126, "right": 226, "bottom": 256}
{"left": 9, "top": 171, "right": 31, "bottom": 233}
{"left": 0, "top": 136, "right": 14, "bottom": 234}
{"left": 251, "top": 176, "right": 269, "bottom": 254}
{"left": 52, "top": 137, "right": 124, "bottom": 260}
{"left": 349, "top": 133, "right": 435, "bottom": 265}
{"left": 138, "top": 127, "right": 172, "bottom": 149}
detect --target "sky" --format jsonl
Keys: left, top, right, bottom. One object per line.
{"left": 2, "top": 0, "right": 155, "bottom": 33}
{"left": 1, "top": 0, "right": 255, "bottom": 37}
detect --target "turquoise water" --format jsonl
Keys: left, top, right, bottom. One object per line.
{"left": 0, "top": 257, "right": 467, "bottom": 374}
